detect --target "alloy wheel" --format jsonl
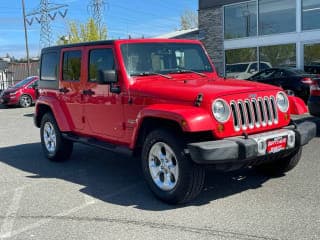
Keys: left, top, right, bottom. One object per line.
{"left": 148, "top": 142, "right": 179, "bottom": 191}
{"left": 43, "top": 122, "right": 57, "bottom": 153}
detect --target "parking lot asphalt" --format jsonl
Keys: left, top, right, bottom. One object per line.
{"left": 0, "top": 105, "right": 319, "bottom": 240}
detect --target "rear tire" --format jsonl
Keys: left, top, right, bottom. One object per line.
{"left": 40, "top": 113, "right": 73, "bottom": 161}
{"left": 141, "top": 129, "right": 205, "bottom": 204}
{"left": 255, "top": 147, "right": 302, "bottom": 176}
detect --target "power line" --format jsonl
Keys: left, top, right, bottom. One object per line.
{"left": 25, "top": 0, "right": 68, "bottom": 48}
{"left": 88, "top": 0, "right": 106, "bottom": 38}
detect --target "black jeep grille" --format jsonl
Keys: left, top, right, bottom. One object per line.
{"left": 230, "top": 96, "right": 278, "bottom": 131}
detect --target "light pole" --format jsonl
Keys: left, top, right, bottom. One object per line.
{"left": 22, "top": 0, "right": 31, "bottom": 76}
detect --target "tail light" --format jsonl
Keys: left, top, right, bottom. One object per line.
{"left": 310, "top": 80, "right": 320, "bottom": 96}
{"left": 301, "top": 77, "right": 313, "bottom": 85}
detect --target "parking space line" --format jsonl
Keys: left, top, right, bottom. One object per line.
{"left": 0, "top": 186, "right": 25, "bottom": 239}
{"left": 0, "top": 182, "right": 141, "bottom": 239}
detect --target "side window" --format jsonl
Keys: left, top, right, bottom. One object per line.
{"left": 63, "top": 51, "right": 81, "bottom": 81}
{"left": 257, "top": 69, "right": 275, "bottom": 80}
{"left": 260, "top": 63, "right": 270, "bottom": 71}
{"left": 28, "top": 80, "right": 38, "bottom": 89}
{"left": 89, "top": 48, "right": 115, "bottom": 82}
{"left": 249, "top": 63, "right": 257, "bottom": 72}
{"left": 273, "top": 70, "right": 286, "bottom": 78}
{"left": 41, "top": 52, "right": 58, "bottom": 81}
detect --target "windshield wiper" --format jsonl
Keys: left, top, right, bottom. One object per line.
{"left": 171, "top": 68, "right": 207, "bottom": 77}
{"left": 132, "top": 72, "right": 172, "bottom": 79}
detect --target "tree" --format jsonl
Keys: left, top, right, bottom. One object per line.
{"left": 58, "top": 18, "right": 107, "bottom": 44}
{"left": 180, "top": 10, "right": 198, "bottom": 30}
{"left": 225, "top": 48, "right": 257, "bottom": 64}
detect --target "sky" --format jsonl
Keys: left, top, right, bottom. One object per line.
{"left": 0, "top": 0, "right": 197, "bottom": 59}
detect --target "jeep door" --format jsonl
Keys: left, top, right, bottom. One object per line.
{"left": 59, "top": 48, "right": 85, "bottom": 130}
{"left": 82, "top": 46, "right": 125, "bottom": 139}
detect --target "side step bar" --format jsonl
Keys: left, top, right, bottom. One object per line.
{"left": 62, "top": 133, "right": 133, "bottom": 156}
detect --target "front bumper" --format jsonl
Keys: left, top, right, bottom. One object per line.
{"left": 187, "top": 121, "right": 316, "bottom": 164}
{"left": 0, "top": 95, "right": 18, "bottom": 105}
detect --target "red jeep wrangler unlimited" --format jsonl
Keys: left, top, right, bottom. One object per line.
{"left": 34, "top": 39, "right": 316, "bottom": 204}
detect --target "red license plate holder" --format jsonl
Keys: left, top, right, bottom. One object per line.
{"left": 266, "top": 136, "right": 287, "bottom": 154}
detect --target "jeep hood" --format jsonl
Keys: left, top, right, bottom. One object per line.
{"left": 130, "top": 77, "right": 281, "bottom": 102}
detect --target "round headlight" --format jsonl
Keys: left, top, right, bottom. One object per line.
{"left": 212, "top": 99, "right": 230, "bottom": 123}
{"left": 276, "top": 92, "right": 289, "bottom": 112}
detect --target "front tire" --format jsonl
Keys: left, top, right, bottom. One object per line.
{"left": 19, "top": 94, "right": 32, "bottom": 108}
{"left": 40, "top": 113, "right": 73, "bottom": 161}
{"left": 255, "top": 147, "right": 302, "bottom": 176}
{"left": 142, "top": 129, "right": 205, "bottom": 204}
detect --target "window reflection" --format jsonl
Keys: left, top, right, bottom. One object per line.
{"left": 63, "top": 51, "right": 81, "bottom": 81}
{"left": 303, "top": 0, "right": 320, "bottom": 30}
{"left": 259, "top": 0, "right": 296, "bottom": 35}
{"left": 304, "top": 43, "right": 320, "bottom": 74}
{"left": 224, "top": 1, "right": 257, "bottom": 39}
{"left": 225, "top": 47, "right": 258, "bottom": 79}
{"left": 260, "top": 44, "right": 296, "bottom": 68}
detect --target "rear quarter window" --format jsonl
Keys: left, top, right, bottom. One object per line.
{"left": 41, "top": 52, "right": 59, "bottom": 81}
{"left": 39, "top": 51, "right": 60, "bottom": 89}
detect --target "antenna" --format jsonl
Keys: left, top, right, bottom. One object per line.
{"left": 26, "top": 0, "right": 68, "bottom": 48}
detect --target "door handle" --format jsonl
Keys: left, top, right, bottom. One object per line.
{"left": 82, "top": 89, "right": 95, "bottom": 95}
{"left": 59, "top": 87, "right": 69, "bottom": 93}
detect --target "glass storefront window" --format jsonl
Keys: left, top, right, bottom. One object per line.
{"left": 303, "top": 0, "right": 320, "bottom": 31}
{"left": 304, "top": 43, "right": 320, "bottom": 74}
{"left": 259, "top": 0, "right": 296, "bottom": 35}
{"left": 224, "top": 1, "right": 257, "bottom": 39}
{"left": 225, "top": 47, "right": 257, "bottom": 79}
{"left": 260, "top": 44, "right": 296, "bottom": 68}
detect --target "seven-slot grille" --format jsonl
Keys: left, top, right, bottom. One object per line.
{"left": 230, "top": 97, "right": 278, "bottom": 131}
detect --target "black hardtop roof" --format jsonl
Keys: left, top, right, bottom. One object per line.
{"left": 41, "top": 38, "right": 201, "bottom": 53}
{"left": 41, "top": 40, "right": 115, "bottom": 52}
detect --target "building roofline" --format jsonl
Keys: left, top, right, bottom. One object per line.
{"left": 199, "top": 0, "right": 243, "bottom": 10}
{"left": 153, "top": 28, "right": 199, "bottom": 39}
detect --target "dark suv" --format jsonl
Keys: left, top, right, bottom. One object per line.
{"left": 247, "top": 68, "right": 317, "bottom": 103}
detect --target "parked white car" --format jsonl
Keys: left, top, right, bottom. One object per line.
{"left": 226, "top": 62, "right": 272, "bottom": 79}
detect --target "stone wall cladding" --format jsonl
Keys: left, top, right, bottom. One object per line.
{"left": 199, "top": 7, "right": 224, "bottom": 76}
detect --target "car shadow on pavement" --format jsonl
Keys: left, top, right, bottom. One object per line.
{"left": 0, "top": 142, "right": 274, "bottom": 211}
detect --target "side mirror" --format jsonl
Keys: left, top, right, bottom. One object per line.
{"left": 249, "top": 69, "right": 257, "bottom": 74}
{"left": 97, "top": 70, "right": 117, "bottom": 84}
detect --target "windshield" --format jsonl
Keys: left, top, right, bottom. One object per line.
{"left": 13, "top": 76, "right": 35, "bottom": 88}
{"left": 120, "top": 43, "right": 213, "bottom": 76}
{"left": 226, "top": 64, "right": 249, "bottom": 73}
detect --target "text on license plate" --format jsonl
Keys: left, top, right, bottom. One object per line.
{"left": 266, "top": 136, "right": 287, "bottom": 153}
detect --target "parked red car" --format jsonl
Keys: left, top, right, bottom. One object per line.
{"left": 0, "top": 76, "right": 39, "bottom": 108}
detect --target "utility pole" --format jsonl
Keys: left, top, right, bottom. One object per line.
{"left": 21, "top": 0, "right": 30, "bottom": 76}
{"left": 26, "top": 1, "right": 68, "bottom": 48}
